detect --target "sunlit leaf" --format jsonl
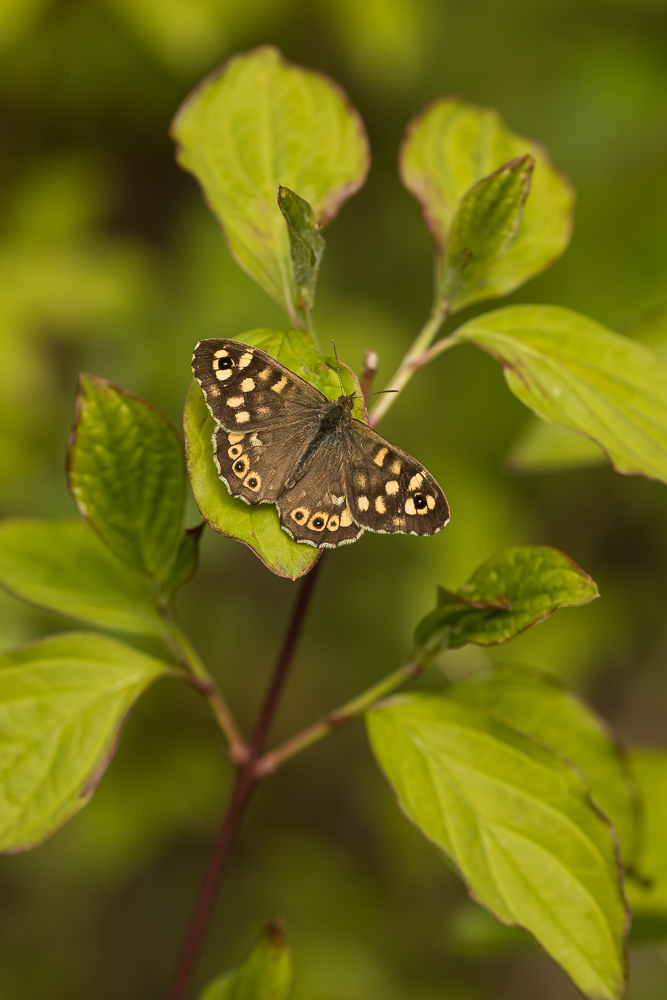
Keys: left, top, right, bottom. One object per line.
{"left": 625, "top": 751, "right": 667, "bottom": 919}
{"left": 400, "top": 98, "right": 573, "bottom": 312}
{"left": 449, "top": 664, "right": 637, "bottom": 864}
{"left": 505, "top": 418, "right": 607, "bottom": 475}
{"left": 200, "top": 919, "right": 293, "bottom": 1000}
{"left": 171, "top": 46, "right": 369, "bottom": 322}
{"left": 454, "top": 305, "right": 667, "bottom": 486}
{"left": 161, "top": 523, "right": 205, "bottom": 595}
{"left": 68, "top": 374, "right": 186, "bottom": 579}
{"left": 278, "top": 186, "right": 325, "bottom": 314}
{"left": 414, "top": 545, "right": 598, "bottom": 653}
{"left": 441, "top": 155, "right": 534, "bottom": 311}
{"left": 0, "top": 632, "right": 169, "bottom": 853}
{"left": 368, "top": 693, "right": 627, "bottom": 1000}
{"left": 0, "top": 518, "right": 164, "bottom": 637}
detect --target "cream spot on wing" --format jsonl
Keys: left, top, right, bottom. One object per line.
{"left": 291, "top": 507, "right": 309, "bottom": 524}
{"left": 390, "top": 460, "right": 402, "bottom": 475}
{"left": 271, "top": 376, "right": 288, "bottom": 393}
{"left": 330, "top": 494, "right": 345, "bottom": 506}
{"left": 228, "top": 444, "right": 243, "bottom": 459}
{"left": 405, "top": 498, "right": 416, "bottom": 515}
{"left": 235, "top": 411, "right": 250, "bottom": 423}
{"left": 231, "top": 454, "right": 249, "bottom": 478}
{"left": 258, "top": 406, "right": 270, "bottom": 416}
{"left": 243, "top": 472, "right": 261, "bottom": 492}
{"left": 409, "top": 472, "right": 424, "bottom": 491}
{"left": 241, "top": 378, "right": 255, "bottom": 392}
{"left": 227, "top": 396, "right": 244, "bottom": 407}
{"left": 238, "top": 351, "right": 253, "bottom": 369}
{"left": 207, "top": 385, "right": 220, "bottom": 397}
{"left": 258, "top": 367, "right": 271, "bottom": 381}
{"left": 308, "top": 512, "right": 327, "bottom": 531}
{"left": 216, "top": 369, "right": 232, "bottom": 381}
{"left": 327, "top": 516, "right": 340, "bottom": 531}
{"left": 357, "top": 496, "right": 369, "bottom": 511}
{"left": 374, "top": 447, "right": 388, "bottom": 467}
{"left": 385, "top": 480, "right": 399, "bottom": 495}
{"left": 228, "top": 433, "right": 244, "bottom": 444}
{"left": 355, "top": 473, "right": 367, "bottom": 490}
{"left": 214, "top": 349, "right": 229, "bottom": 358}
{"left": 340, "top": 508, "right": 353, "bottom": 527}
{"left": 427, "top": 495, "right": 435, "bottom": 510}
{"left": 375, "top": 496, "right": 386, "bottom": 514}
{"left": 212, "top": 359, "right": 219, "bottom": 370}
{"left": 250, "top": 433, "right": 262, "bottom": 447}
{"left": 393, "top": 516, "right": 406, "bottom": 528}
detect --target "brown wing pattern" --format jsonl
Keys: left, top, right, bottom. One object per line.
{"left": 342, "top": 420, "right": 450, "bottom": 536}
{"left": 193, "top": 338, "right": 325, "bottom": 432}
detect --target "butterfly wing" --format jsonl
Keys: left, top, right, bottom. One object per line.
{"left": 343, "top": 420, "right": 450, "bottom": 536}
{"left": 192, "top": 338, "right": 325, "bottom": 432}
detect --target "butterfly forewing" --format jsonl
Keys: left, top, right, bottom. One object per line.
{"left": 193, "top": 339, "right": 325, "bottom": 432}
{"left": 343, "top": 421, "right": 450, "bottom": 536}
{"left": 193, "top": 338, "right": 450, "bottom": 549}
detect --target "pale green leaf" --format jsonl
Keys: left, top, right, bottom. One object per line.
{"left": 171, "top": 46, "right": 369, "bottom": 321}
{"left": 414, "top": 545, "right": 598, "bottom": 653}
{"left": 400, "top": 98, "right": 573, "bottom": 311}
{"left": 442, "top": 155, "right": 534, "bottom": 311}
{"left": 367, "top": 693, "right": 627, "bottom": 999}
{"left": 0, "top": 518, "right": 164, "bottom": 637}
{"left": 454, "top": 304, "right": 667, "bottom": 486}
{"left": 0, "top": 632, "right": 169, "bottom": 852}
{"left": 200, "top": 920, "right": 293, "bottom": 1000}
{"left": 68, "top": 374, "right": 186, "bottom": 578}
{"left": 449, "top": 665, "right": 637, "bottom": 864}
{"left": 506, "top": 418, "right": 607, "bottom": 475}
{"left": 160, "top": 523, "right": 204, "bottom": 595}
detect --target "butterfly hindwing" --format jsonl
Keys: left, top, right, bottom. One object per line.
{"left": 193, "top": 338, "right": 325, "bottom": 432}
{"left": 343, "top": 420, "right": 450, "bottom": 536}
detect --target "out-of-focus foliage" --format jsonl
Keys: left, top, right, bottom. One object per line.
{"left": 2, "top": 2, "right": 667, "bottom": 999}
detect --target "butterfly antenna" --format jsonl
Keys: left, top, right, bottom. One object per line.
{"left": 331, "top": 339, "right": 345, "bottom": 395}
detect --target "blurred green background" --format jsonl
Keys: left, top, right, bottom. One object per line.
{"left": 2, "top": 1, "right": 667, "bottom": 998}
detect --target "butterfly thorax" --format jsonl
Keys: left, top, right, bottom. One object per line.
{"left": 282, "top": 392, "right": 356, "bottom": 492}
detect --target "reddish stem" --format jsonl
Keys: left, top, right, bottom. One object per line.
{"left": 167, "top": 555, "right": 324, "bottom": 1000}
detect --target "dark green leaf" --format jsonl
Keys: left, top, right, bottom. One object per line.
{"left": 449, "top": 664, "right": 637, "bottom": 864}
{"left": 400, "top": 98, "right": 573, "bottom": 311}
{"left": 200, "top": 920, "right": 293, "bottom": 1000}
{"left": 0, "top": 632, "right": 169, "bottom": 852}
{"left": 454, "top": 304, "right": 667, "bottom": 486}
{"left": 278, "top": 186, "right": 325, "bottom": 314}
{"left": 442, "top": 155, "right": 533, "bottom": 311}
{"left": 367, "top": 693, "right": 627, "bottom": 999}
{"left": 68, "top": 373, "right": 186, "bottom": 579}
{"left": 0, "top": 518, "right": 164, "bottom": 637}
{"left": 414, "top": 545, "right": 598, "bottom": 653}
{"left": 171, "top": 46, "right": 369, "bottom": 322}
{"left": 161, "top": 523, "right": 205, "bottom": 595}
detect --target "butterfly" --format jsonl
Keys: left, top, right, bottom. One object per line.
{"left": 192, "top": 339, "right": 450, "bottom": 548}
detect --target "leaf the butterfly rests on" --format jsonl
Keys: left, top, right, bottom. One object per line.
{"left": 192, "top": 339, "right": 450, "bottom": 548}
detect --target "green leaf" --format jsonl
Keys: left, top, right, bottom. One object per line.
{"left": 68, "top": 373, "right": 186, "bottom": 579}
{"left": 200, "top": 919, "right": 294, "bottom": 1000}
{"left": 454, "top": 304, "right": 667, "bottom": 486}
{"left": 160, "top": 523, "right": 205, "bottom": 596}
{"left": 184, "top": 327, "right": 364, "bottom": 580}
{"left": 449, "top": 665, "right": 637, "bottom": 864}
{"left": 367, "top": 693, "right": 628, "bottom": 1000}
{"left": 441, "top": 155, "right": 534, "bottom": 311}
{"left": 414, "top": 545, "right": 598, "bottom": 653}
{"left": 625, "top": 751, "right": 667, "bottom": 918}
{"left": 506, "top": 418, "right": 607, "bottom": 475}
{"left": 0, "top": 518, "right": 165, "bottom": 637}
{"left": 278, "top": 186, "right": 325, "bottom": 314}
{"left": 0, "top": 632, "right": 169, "bottom": 852}
{"left": 171, "top": 46, "right": 369, "bottom": 323}
{"left": 400, "top": 98, "right": 573, "bottom": 312}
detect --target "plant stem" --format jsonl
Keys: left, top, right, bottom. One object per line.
{"left": 368, "top": 311, "right": 454, "bottom": 428}
{"left": 257, "top": 651, "right": 427, "bottom": 776}
{"left": 163, "top": 617, "right": 247, "bottom": 763}
{"left": 168, "top": 555, "right": 324, "bottom": 1000}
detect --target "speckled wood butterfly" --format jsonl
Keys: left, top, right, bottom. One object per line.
{"left": 192, "top": 339, "right": 450, "bottom": 548}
